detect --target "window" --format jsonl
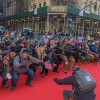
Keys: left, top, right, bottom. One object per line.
{"left": 39, "top": 3, "right": 42, "bottom": 8}
{"left": 50, "top": 0, "right": 70, "bottom": 6}
{"left": 85, "top": 0, "right": 88, "bottom": 6}
{"left": 34, "top": 5, "right": 36, "bottom": 9}
{"left": 94, "top": 2, "right": 97, "bottom": 11}
{"left": 31, "top": 6, "right": 33, "bottom": 9}
{"left": 43, "top": 2, "right": 46, "bottom": 7}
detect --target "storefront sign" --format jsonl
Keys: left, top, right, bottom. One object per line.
{"left": 49, "top": 6, "right": 66, "bottom": 13}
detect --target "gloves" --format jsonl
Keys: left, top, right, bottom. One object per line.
{"left": 20, "top": 65, "right": 26, "bottom": 68}
{"left": 6, "top": 73, "right": 12, "bottom": 79}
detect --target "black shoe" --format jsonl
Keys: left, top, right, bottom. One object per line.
{"left": 10, "top": 87, "right": 15, "bottom": 92}
{"left": 26, "top": 82, "right": 33, "bottom": 87}
{"left": 2, "top": 84, "right": 9, "bottom": 88}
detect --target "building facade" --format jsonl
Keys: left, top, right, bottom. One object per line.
{"left": 3, "top": 0, "right": 7, "bottom": 18}
{"left": 6, "top": 0, "right": 16, "bottom": 17}
{"left": 0, "top": 0, "right": 3, "bottom": 18}
{"left": 0, "top": 0, "right": 100, "bottom": 36}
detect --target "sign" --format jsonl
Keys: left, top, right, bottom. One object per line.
{"left": 79, "top": 10, "right": 84, "bottom": 16}
{"left": 49, "top": 6, "right": 66, "bottom": 13}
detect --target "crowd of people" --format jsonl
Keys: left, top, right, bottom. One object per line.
{"left": 0, "top": 30, "right": 100, "bottom": 96}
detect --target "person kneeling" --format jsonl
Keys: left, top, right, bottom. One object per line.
{"left": 54, "top": 66, "right": 96, "bottom": 100}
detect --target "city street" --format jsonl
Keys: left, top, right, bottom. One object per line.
{"left": 0, "top": 0, "right": 100, "bottom": 100}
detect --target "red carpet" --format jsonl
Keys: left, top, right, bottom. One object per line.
{"left": 0, "top": 62, "right": 100, "bottom": 100}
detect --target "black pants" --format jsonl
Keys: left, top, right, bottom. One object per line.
{"left": 29, "top": 64, "right": 37, "bottom": 75}
{"left": 40, "top": 68, "right": 48, "bottom": 75}
{"left": 63, "top": 90, "right": 77, "bottom": 100}
{"left": 30, "top": 63, "right": 48, "bottom": 75}
{"left": 11, "top": 68, "right": 34, "bottom": 87}
{"left": 0, "top": 70, "right": 8, "bottom": 86}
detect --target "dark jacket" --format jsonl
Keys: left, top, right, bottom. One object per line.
{"left": 90, "top": 45, "right": 100, "bottom": 54}
{"left": 64, "top": 44, "right": 76, "bottom": 57}
{"left": 54, "top": 76, "right": 96, "bottom": 100}
{"left": 0, "top": 58, "right": 4, "bottom": 72}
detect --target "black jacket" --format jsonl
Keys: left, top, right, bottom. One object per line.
{"left": 54, "top": 76, "right": 96, "bottom": 100}
{"left": 0, "top": 58, "right": 4, "bottom": 72}
{"left": 64, "top": 44, "right": 76, "bottom": 57}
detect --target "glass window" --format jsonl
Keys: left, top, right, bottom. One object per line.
{"left": 39, "top": 3, "right": 42, "bottom": 8}
{"left": 43, "top": 2, "right": 46, "bottom": 6}
{"left": 94, "top": 2, "right": 97, "bottom": 11}
{"left": 34, "top": 5, "right": 36, "bottom": 9}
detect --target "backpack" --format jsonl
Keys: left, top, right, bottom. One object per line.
{"left": 74, "top": 69, "right": 96, "bottom": 92}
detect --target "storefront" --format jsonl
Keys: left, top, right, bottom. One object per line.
{"left": 0, "top": 5, "right": 100, "bottom": 36}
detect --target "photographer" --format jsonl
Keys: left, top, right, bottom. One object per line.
{"left": 54, "top": 66, "right": 96, "bottom": 100}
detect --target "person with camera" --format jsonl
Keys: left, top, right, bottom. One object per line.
{"left": 54, "top": 66, "right": 96, "bottom": 100}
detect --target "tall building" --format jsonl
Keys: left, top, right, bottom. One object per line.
{"left": 0, "top": 0, "right": 100, "bottom": 35}
{"left": 16, "top": 0, "right": 24, "bottom": 14}
{"left": 6, "top": 0, "right": 16, "bottom": 16}
{"left": 3, "top": 0, "right": 7, "bottom": 17}
{"left": 0, "top": 0, "right": 3, "bottom": 18}
{"left": 16, "top": 0, "right": 29, "bottom": 14}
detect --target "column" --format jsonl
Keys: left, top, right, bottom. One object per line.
{"left": 91, "top": 20, "right": 93, "bottom": 35}
{"left": 46, "top": 14, "right": 50, "bottom": 33}
{"left": 82, "top": 18, "right": 85, "bottom": 37}
{"left": 75, "top": 17, "right": 77, "bottom": 37}
{"left": 27, "top": 17, "right": 30, "bottom": 28}
{"left": 63, "top": 13, "right": 66, "bottom": 32}
{"left": 37, "top": 16, "right": 40, "bottom": 32}
{"left": 89, "top": 20, "right": 91, "bottom": 34}
{"left": 78, "top": 23, "right": 80, "bottom": 36}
